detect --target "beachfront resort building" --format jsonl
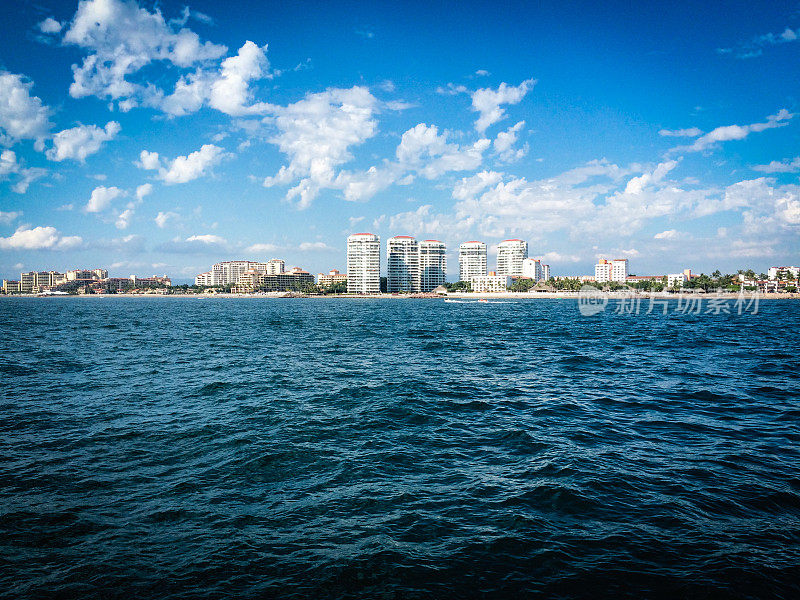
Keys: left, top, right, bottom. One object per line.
{"left": 459, "top": 241, "right": 487, "bottom": 282}
{"left": 211, "top": 261, "right": 272, "bottom": 286}
{"left": 419, "top": 240, "right": 447, "bottom": 292}
{"left": 595, "top": 258, "right": 629, "bottom": 283}
{"left": 231, "top": 267, "right": 314, "bottom": 293}
{"left": 768, "top": 266, "right": 799, "bottom": 280}
{"left": 521, "top": 258, "right": 551, "bottom": 283}
{"left": 2, "top": 280, "right": 20, "bottom": 294}
{"left": 496, "top": 240, "right": 528, "bottom": 276}
{"left": 347, "top": 233, "right": 381, "bottom": 294}
{"left": 317, "top": 269, "right": 348, "bottom": 287}
{"left": 387, "top": 236, "right": 421, "bottom": 293}
{"left": 471, "top": 273, "right": 512, "bottom": 293}
{"left": 266, "top": 259, "right": 285, "bottom": 275}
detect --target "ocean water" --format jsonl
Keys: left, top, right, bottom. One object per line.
{"left": 1, "top": 296, "right": 799, "bottom": 599}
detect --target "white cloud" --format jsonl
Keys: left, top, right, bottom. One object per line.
{"left": 62, "top": 0, "right": 227, "bottom": 109}
{"left": 671, "top": 110, "right": 793, "bottom": 153}
{"left": 0, "top": 71, "right": 53, "bottom": 150}
{"left": 753, "top": 157, "right": 800, "bottom": 173}
{"left": 493, "top": 120, "right": 527, "bottom": 162}
{"left": 0, "top": 210, "right": 22, "bottom": 224}
{"left": 658, "top": 127, "right": 702, "bottom": 137}
{"left": 115, "top": 208, "right": 134, "bottom": 229}
{"left": 469, "top": 79, "right": 535, "bottom": 133}
{"left": 0, "top": 226, "right": 82, "bottom": 250}
{"left": 186, "top": 234, "right": 226, "bottom": 244}
{"left": 538, "top": 251, "right": 580, "bottom": 263}
{"left": 0, "top": 149, "right": 47, "bottom": 193}
{"left": 245, "top": 242, "right": 281, "bottom": 253}
{"left": 624, "top": 160, "right": 679, "bottom": 195}
{"left": 154, "top": 211, "right": 179, "bottom": 228}
{"left": 139, "top": 144, "right": 229, "bottom": 184}
{"left": 136, "top": 183, "right": 153, "bottom": 200}
{"left": 46, "top": 121, "right": 120, "bottom": 162}
{"left": 298, "top": 241, "right": 334, "bottom": 251}
{"left": 654, "top": 229, "right": 679, "bottom": 239}
{"left": 723, "top": 27, "right": 800, "bottom": 59}
{"left": 38, "top": 17, "right": 63, "bottom": 34}
{"left": 86, "top": 185, "right": 124, "bottom": 212}
{"left": 262, "top": 86, "right": 379, "bottom": 208}
{"left": 161, "top": 41, "right": 273, "bottom": 117}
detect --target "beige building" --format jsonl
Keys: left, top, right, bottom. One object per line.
{"left": 471, "top": 273, "right": 512, "bottom": 293}
{"left": 317, "top": 269, "right": 348, "bottom": 287}
{"left": 2, "top": 280, "right": 21, "bottom": 294}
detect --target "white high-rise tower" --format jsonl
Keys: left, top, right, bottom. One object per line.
{"left": 459, "top": 241, "right": 487, "bottom": 282}
{"left": 387, "top": 236, "right": 420, "bottom": 293}
{"left": 419, "top": 240, "right": 447, "bottom": 292}
{"left": 347, "top": 233, "right": 381, "bottom": 294}
{"left": 496, "top": 239, "right": 528, "bottom": 276}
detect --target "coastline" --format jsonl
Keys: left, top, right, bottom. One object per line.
{"left": 3, "top": 291, "right": 799, "bottom": 300}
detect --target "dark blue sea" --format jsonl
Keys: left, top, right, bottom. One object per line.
{"left": 1, "top": 297, "right": 799, "bottom": 599}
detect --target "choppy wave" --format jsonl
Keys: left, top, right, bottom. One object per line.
{"left": 0, "top": 297, "right": 799, "bottom": 599}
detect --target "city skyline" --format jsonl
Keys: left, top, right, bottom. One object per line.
{"left": 2, "top": 0, "right": 800, "bottom": 282}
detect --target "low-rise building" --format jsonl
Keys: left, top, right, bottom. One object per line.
{"left": 2, "top": 280, "right": 20, "bottom": 294}
{"left": 195, "top": 272, "right": 213, "bottom": 286}
{"left": 317, "top": 269, "right": 348, "bottom": 287}
{"left": 470, "top": 273, "right": 512, "bottom": 293}
{"left": 768, "top": 266, "right": 799, "bottom": 280}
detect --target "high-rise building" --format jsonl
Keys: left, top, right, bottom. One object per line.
{"left": 496, "top": 239, "right": 528, "bottom": 276}
{"left": 210, "top": 261, "right": 270, "bottom": 286}
{"left": 266, "top": 259, "right": 285, "bottom": 275}
{"left": 459, "top": 241, "right": 487, "bottom": 282}
{"left": 419, "top": 240, "right": 447, "bottom": 292}
{"left": 595, "top": 258, "right": 628, "bottom": 283}
{"left": 20, "top": 271, "right": 63, "bottom": 293}
{"left": 387, "top": 235, "right": 420, "bottom": 293}
{"left": 521, "top": 258, "right": 550, "bottom": 283}
{"left": 347, "top": 233, "right": 381, "bottom": 294}
{"left": 195, "top": 272, "right": 213, "bottom": 286}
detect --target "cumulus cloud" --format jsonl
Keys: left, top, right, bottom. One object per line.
{"left": 186, "top": 234, "right": 226, "bottom": 244}
{"left": 138, "top": 144, "right": 229, "bottom": 183}
{"left": 45, "top": 121, "right": 120, "bottom": 162}
{"left": 753, "top": 157, "right": 800, "bottom": 173}
{"left": 262, "top": 86, "right": 379, "bottom": 208}
{"left": 0, "top": 226, "right": 82, "bottom": 250}
{"left": 135, "top": 183, "right": 153, "bottom": 200}
{"left": 38, "top": 17, "right": 63, "bottom": 34}
{"left": 61, "top": 0, "right": 228, "bottom": 110}
{"left": 161, "top": 41, "right": 273, "bottom": 117}
{"left": 469, "top": 79, "right": 535, "bottom": 133}
{"left": 86, "top": 185, "right": 124, "bottom": 212}
{"left": 115, "top": 208, "right": 134, "bottom": 229}
{"left": 624, "top": 160, "right": 679, "bottom": 195}
{"left": 0, "top": 149, "right": 47, "bottom": 193}
{"left": 154, "top": 211, "right": 179, "bottom": 228}
{"left": 671, "top": 110, "right": 793, "bottom": 154}
{"left": 0, "top": 210, "right": 22, "bottom": 224}
{"left": 0, "top": 71, "right": 53, "bottom": 150}
{"left": 493, "top": 120, "right": 527, "bottom": 162}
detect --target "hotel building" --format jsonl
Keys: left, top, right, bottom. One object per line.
{"left": 347, "top": 233, "right": 381, "bottom": 294}
{"left": 231, "top": 267, "right": 314, "bottom": 293}
{"left": 419, "top": 240, "right": 447, "bottom": 292}
{"left": 387, "top": 235, "right": 420, "bottom": 293}
{"left": 595, "top": 258, "right": 629, "bottom": 283}
{"left": 496, "top": 239, "right": 528, "bottom": 276}
{"left": 768, "top": 266, "right": 799, "bottom": 280}
{"left": 211, "top": 261, "right": 271, "bottom": 286}
{"left": 317, "top": 269, "right": 348, "bottom": 287}
{"left": 521, "top": 258, "right": 551, "bottom": 283}
{"left": 459, "top": 241, "right": 487, "bottom": 282}
{"left": 471, "top": 273, "right": 512, "bottom": 293}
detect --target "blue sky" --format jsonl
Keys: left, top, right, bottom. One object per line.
{"left": 1, "top": 0, "right": 799, "bottom": 281}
